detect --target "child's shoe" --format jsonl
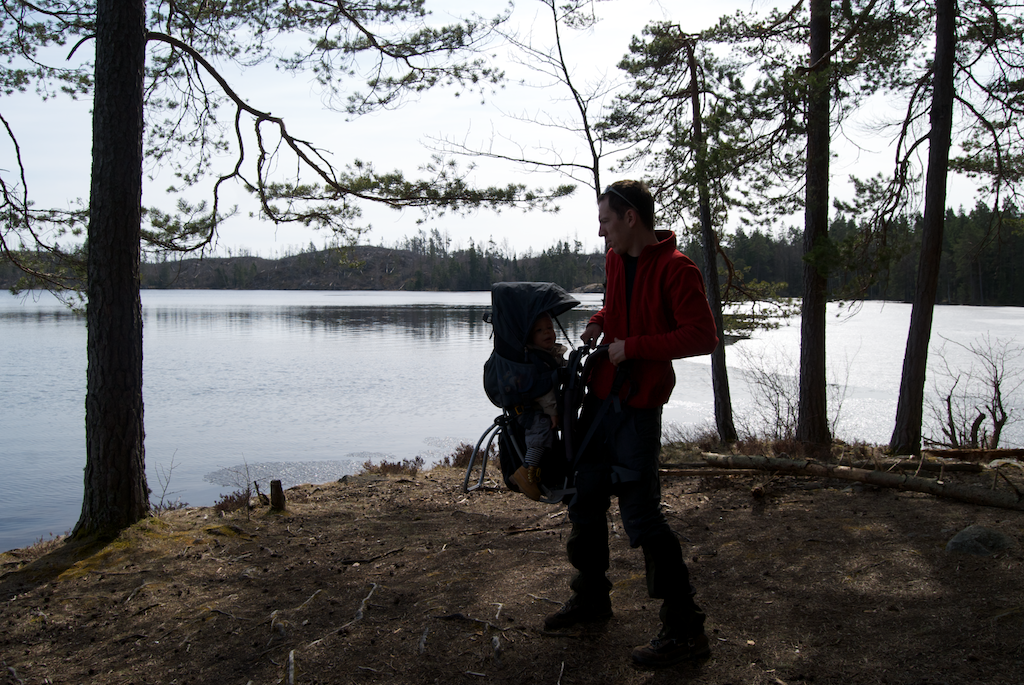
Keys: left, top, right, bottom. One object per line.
{"left": 510, "top": 465, "right": 542, "bottom": 501}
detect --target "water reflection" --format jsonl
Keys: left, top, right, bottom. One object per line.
{"left": 0, "top": 308, "right": 84, "bottom": 323}
{"left": 291, "top": 305, "right": 492, "bottom": 338}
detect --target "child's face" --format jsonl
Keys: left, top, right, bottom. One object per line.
{"left": 529, "top": 314, "right": 556, "bottom": 349}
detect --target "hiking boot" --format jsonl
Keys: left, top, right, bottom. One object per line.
{"left": 510, "top": 465, "right": 542, "bottom": 501}
{"left": 543, "top": 594, "right": 612, "bottom": 630}
{"left": 631, "top": 629, "right": 710, "bottom": 668}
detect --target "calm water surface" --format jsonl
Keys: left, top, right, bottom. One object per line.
{"left": 2, "top": 290, "right": 1021, "bottom": 552}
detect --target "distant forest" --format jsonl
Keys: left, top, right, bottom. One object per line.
{"left": 2, "top": 203, "right": 1021, "bottom": 305}
{"left": 707, "top": 202, "right": 1024, "bottom": 306}
{"left": 138, "top": 237, "right": 609, "bottom": 293}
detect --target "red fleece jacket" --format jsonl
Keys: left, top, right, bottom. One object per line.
{"left": 588, "top": 230, "right": 719, "bottom": 408}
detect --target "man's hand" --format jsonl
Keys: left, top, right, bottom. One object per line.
{"left": 608, "top": 338, "right": 627, "bottom": 366}
{"left": 581, "top": 323, "right": 602, "bottom": 348}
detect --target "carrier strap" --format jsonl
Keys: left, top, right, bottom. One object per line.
{"left": 569, "top": 361, "right": 630, "bottom": 469}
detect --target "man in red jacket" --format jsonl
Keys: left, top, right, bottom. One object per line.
{"left": 543, "top": 180, "right": 719, "bottom": 668}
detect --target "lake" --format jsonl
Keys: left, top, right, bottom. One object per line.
{"left": 2, "top": 290, "right": 1022, "bottom": 552}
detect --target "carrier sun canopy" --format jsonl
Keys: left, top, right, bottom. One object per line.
{"left": 490, "top": 282, "right": 580, "bottom": 360}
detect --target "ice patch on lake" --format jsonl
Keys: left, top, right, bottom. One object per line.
{"left": 203, "top": 438, "right": 471, "bottom": 489}
{"left": 203, "top": 458, "right": 366, "bottom": 489}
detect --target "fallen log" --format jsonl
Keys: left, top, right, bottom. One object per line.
{"left": 702, "top": 454, "right": 1024, "bottom": 511}
{"left": 842, "top": 460, "right": 983, "bottom": 473}
{"left": 662, "top": 461, "right": 984, "bottom": 475}
{"left": 659, "top": 468, "right": 763, "bottom": 478}
{"left": 922, "top": 448, "right": 1024, "bottom": 463}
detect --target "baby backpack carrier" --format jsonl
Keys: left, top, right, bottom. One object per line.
{"left": 467, "top": 282, "right": 606, "bottom": 503}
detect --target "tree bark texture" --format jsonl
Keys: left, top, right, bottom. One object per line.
{"left": 686, "top": 40, "right": 737, "bottom": 443}
{"left": 796, "top": 0, "right": 832, "bottom": 446}
{"left": 74, "top": 0, "right": 149, "bottom": 538}
{"left": 704, "top": 454, "right": 1024, "bottom": 512}
{"left": 889, "top": 0, "right": 957, "bottom": 455}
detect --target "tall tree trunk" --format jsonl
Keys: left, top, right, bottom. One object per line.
{"left": 889, "top": 0, "right": 957, "bottom": 455}
{"left": 796, "top": 0, "right": 832, "bottom": 446}
{"left": 74, "top": 0, "right": 149, "bottom": 538}
{"left": 685, "top": 40, "right": 737, "bottom": 442}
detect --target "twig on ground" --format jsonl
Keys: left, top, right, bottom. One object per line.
{"left": 287, "top": 650, "right": 295, "bottom": 685}
{"left": 539, "top": 630, "right": 592, "bottom": 638}
{"left": 557, "top": 661, "right": 565, "bottom": 685}
{"left": 418, "top": 625, "right": 429, "bottom": 654}
{"left": 527, "top": 594, "right": 562, "bottom": 606}
{"left": 506, "top": 525, "right": 558, "bottom": 536}
{"left": 263, "top": 590, "right": 323, "bottom": 647}
{"left": 435, "top": 612, "right": 505, "bottom": 632}
{"left": 338, "top": 548, "right": 403, "bottom": 565}
{"left": 124, "top": 582, "right": 155, "bottom": 603}
{"left": 310, "top": 582, "right": 381, "bottom": 646}
{"left": 177, "top": 629, "right": 201, "bottom": 650}
{"left": 493, "top": 603, "right": 503, "bottom": 620}
{"left": 296, "top": 589, "right": 322, "bottom": 610}
{"left": 351, "top": 583, "right": 378, "bottom": 624}
{"left": 132, "top": 603, "right": 163, "bottom": 616}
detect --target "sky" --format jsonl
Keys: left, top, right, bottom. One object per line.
{"left": 1, "top": 1, "right": 982, "bottom": 260}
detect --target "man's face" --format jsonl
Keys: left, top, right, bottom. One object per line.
{"left": 598, "top": 198, "right": 632, "bottom": 255}
{"left": 529, "top": 314, "right": 556, "bottom": 350}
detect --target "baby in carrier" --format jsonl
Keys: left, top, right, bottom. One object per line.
{"left": 510, "top": 312, "right": 567, "bottom": 500}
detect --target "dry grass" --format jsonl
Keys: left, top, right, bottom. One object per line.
{"left": 438, "top": 441, "right": 493, "bottom": 469}
{"left": 212, "top": 489, "right": 251, "bottom": 513}
{"left": 361, "top": 455, "right": 425, "bottom": 476}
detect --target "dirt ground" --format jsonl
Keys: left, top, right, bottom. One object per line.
{"left": 2, "top": 453, "right": 1023, "bottom": 685}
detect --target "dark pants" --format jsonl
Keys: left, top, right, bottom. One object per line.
{"left": 566, "top": 400, "right": 705, "bottom": 634}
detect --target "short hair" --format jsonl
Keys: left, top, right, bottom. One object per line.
{"left": 598, "top": 180, "right": 655, "bottom": 230}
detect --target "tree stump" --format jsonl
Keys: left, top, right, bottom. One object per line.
{"left": 270, "top": 480, "right": 286, "bottom": 512}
